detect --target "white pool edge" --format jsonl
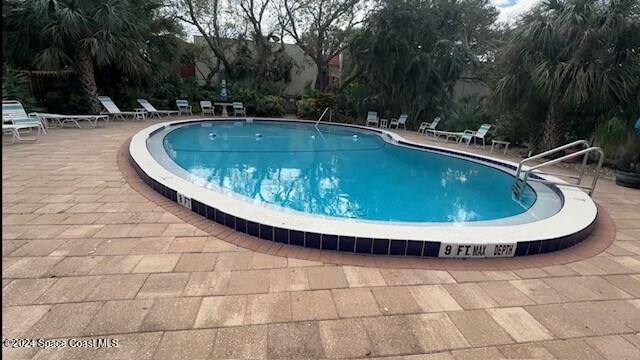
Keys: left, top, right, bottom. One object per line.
{"left": 129, "top": 117, "right": 598, "bottom": 258}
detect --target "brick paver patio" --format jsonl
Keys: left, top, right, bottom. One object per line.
{"left": 2, "top": 119, "right": 639, "bottom": 359}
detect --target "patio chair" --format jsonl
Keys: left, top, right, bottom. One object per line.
{"left": 2, "top": 100, "right": 46, "bottom": 134}
{"left": 366, "top": 111, "right": 379, "bottom": 127}
{"left": 459, "top": 124, "right": 492, "bottom": 147}
{"left": 98, "top": 96, "right": 144, "bottom": 121}
{"left": 176, "top": 99, "right": 192, "bottom": 116}
{"left": 200, "top": 101, "right": 214, "bottom": 116}
{"left": 426, "top": 120, "right": 487, "bottom": 143}
{"left": 34, "top": 113, "right": 109, "bottom": 129}
{"left": 137, "top": 99, "right": 179, "bottom": 118}
{"left": 233, "top": 102, "right": 246, "bottom": 117}
{"left": 2, "top": 123, "right": 41, "bottom": 144}
{"left": 390, "top": 114, "right": 408, "bottom": 129}
{"left": 418, "top": 117, "right": 440, "bottom": 134}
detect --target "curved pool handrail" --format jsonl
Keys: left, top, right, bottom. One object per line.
{"left": 514, "top": 142, "right": 604, "bottom": 197}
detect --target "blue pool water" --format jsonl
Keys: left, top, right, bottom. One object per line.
{"left": 162, "top": 121, "right": 537, "bottom": 223}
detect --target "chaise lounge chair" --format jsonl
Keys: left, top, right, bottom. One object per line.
{"left": 366, "top": 111, "right": 379, "bottom": 127}
{"left": 418, "top": 117, "right": 440, "bottom": 134}
{"left": 427, "top": 123, "right": 492, "bottom": 144}
{"left": 34, "top": 113, "right": 109, "bottom": 128}
{"left": 2, "top": 100, "right": 47, "bottom": 134}
{"left": 459, "top": 124, "right": 492, "bottom": 147}
{"left": 176, "top": 100, "right": 192, "bottom": 116}
{"left": 2, "top": 123, "right": 41, "bottom": 144}
{"left": 98, "top": 96, "right": 145, "bottom": 121}
{"left": 137, "top": 99, "right": 179, "bottom": 118}
{"left": 390, "top": 114, "right": 408, "bottom": 129}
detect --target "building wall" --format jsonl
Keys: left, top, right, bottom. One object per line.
{"left": 194, "top": 36, "right": 318, "bottom": 97}
{"left": 194, "top": 36, "right": 486, "bottom": 99}
{"left": 452, "top": 74, "right": 489, "bottom": 100}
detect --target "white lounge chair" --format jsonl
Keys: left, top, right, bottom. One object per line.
{"left": 460, "top": 124, "right": 492, "bottom": 147}
{"left": 3, "top": 123, "right": 41, "bottom": 143}
{"left": 33, "top": 113, "right": 109, "bottom": 128}
{"left": 2, "top": 100, "right": 47, "bottom": 134}
{"left": 366, "top": 111, "right": 379, "bottom": 127}
{"left": 233, "top": 102, "right": 246, "bottom": 117}
{"left": 98, "top": 96, "right": 144, "bottom": 121}
{"left": 418, "top": 117, "right": 441, "bottom": 134}
{"left": 200, "top": 101, "right": 214, "bottom": 116}
{"left": 390, "top": 114, "right": 408, "bottom": 129}
{"left": 137, "top": 99, "right": 179, "bottom": 118}
{"left": 176, "top": 100, "right": 192, "bottom": 116}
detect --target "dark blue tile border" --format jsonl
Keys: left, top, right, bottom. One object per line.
{"left": 355, "top": 238, "right": 373, "bottom": 254}
{"left": 290, "top": 230, "right": 304, "bottom": 246}
{"left": 321, "top": 234, "right": 338, "bottom": 251}
{"left": 305, "top": 232, "right": 321, "bottom": 249}
{"left": 390, "top": 240, "right": 407, "bottom": 255}
{"left": 338, "top": 236, "right": 355, "bottom": 252}
{"left": 274, "top": 228, "right": 289, "bottom": 244}
{"left": 259, "top": 224, "right": 274, "bottom": 241}
{"left": 372, "top": 239, "right": 389, "bottom": 255}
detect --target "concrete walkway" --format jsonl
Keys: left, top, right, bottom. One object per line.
{"left": 2, "top": 120, "right": 640, "bottom": 359}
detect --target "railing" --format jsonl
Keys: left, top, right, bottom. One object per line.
{"left": 315, "top": 107, "right": 332, "bottom": 128}
{"left": 513, "top": 140, "right": 604, "bottom": 197}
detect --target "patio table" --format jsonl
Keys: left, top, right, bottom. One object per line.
{"left": 214, "top": 102, "right": 234, "bottom": 117}
{"left": 491, "top": 139, "right": 511, "bottom": 154}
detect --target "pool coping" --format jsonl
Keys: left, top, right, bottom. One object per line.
{"left": 128, "top": 118, "right": 602, "bottom": 260}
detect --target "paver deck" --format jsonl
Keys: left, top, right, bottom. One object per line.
{"left": 2, "top": 119, "right": 640, "bottom": 359}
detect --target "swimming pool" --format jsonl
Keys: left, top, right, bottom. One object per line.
{"left": 130, "top": 118, "right": 597, "bottom": 258}
{"left": 163, "top": 121, "right": 541, "bottom": 222}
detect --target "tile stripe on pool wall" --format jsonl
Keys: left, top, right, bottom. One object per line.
{"left": 129, "top": 119, "right": 594, "bottom": 258}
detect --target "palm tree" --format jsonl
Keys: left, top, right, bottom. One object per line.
{"left": 351, "top": 0, "right": 497, "bottom": 127}
{"left": 4, "top": 0, "right": 151, "bottom": 113}
{"left": 492, "top": 0, "right": 640, "bottom": 150}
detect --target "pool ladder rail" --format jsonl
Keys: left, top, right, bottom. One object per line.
{"left": 512, "top": 140, "right": 604, "bottom": 198}
{"left": 315, "top": 107, "right": 333, "bottom": 128}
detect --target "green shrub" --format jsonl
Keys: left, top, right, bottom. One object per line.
{"left": 443, "top": 96, "right": 489, "bottom": 132}
{"left": 2, "top": 69, "right": 42, "bottom": 111}
{"left": 256, "top": 95, "right": 286, "bottom": 117}
{"left": 492, "top": 114, "right": 539, "bottom": 146}
{"left": 296, "top": 97, "right": 317, "bottom": 119}
{"left": 296, "top": 92, "right": 336, "bottom": 119}
{"left": 591, "top": 116, "right": 629, "bottom": 157}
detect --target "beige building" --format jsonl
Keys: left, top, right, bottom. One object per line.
{"left": 194, "top": 36, "right": 324, "bottom": 96}
{"left": 194, "top": 36, "right": 485, "bottom": 99}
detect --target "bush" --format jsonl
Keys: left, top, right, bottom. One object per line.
{"left": 2, "top": 69, "right": 43, "bottom": 111}
{"left": 591, "top": 116, "right": 629, "bottom": 158}
{"left": 296, "top": 92, "right": 336, "bottom": 119}
{"left": 492, "top": 114, "right": 539, "bottom": 146}
{"left": 443, "top": 96, "right": 489, "bottom": 132}
{"left": 255, "top": 95, "right": 286, "bottom": 117}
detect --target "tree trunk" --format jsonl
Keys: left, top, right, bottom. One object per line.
{"left": 75, "top": 48, "right": 100, "bottom": 113}
{"left": 315, "top": 62, "right": 328, "bottom": 91}
{"left": 541, "top": 98, "right": 562, "bottom": 151}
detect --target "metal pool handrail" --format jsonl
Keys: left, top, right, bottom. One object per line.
{"left": 315, "top": 107, "right": 332, "bottom": 128}
{"left": 513, "top": 140, "right": 604, "bottom": 197}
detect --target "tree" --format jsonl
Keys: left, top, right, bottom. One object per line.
{"left": 176, "top": 0, "right": 292, "bottom": 90}
{"left": 277, "top": 0, "right": 370, "bottom": 90}
{"left": 233, "top": 0, "right": 293, "bottom": 89}
{"left": 492, "top": 0, "right": 640, "bottom": 150}
{"left": 3, "top": 0, "right": 156, "bottom": 113}
{"left": 176, "top": 0, "right": 237, "bottom": 77}
{"left": 351, "top": 0, "right": 498, "bottom": 126}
